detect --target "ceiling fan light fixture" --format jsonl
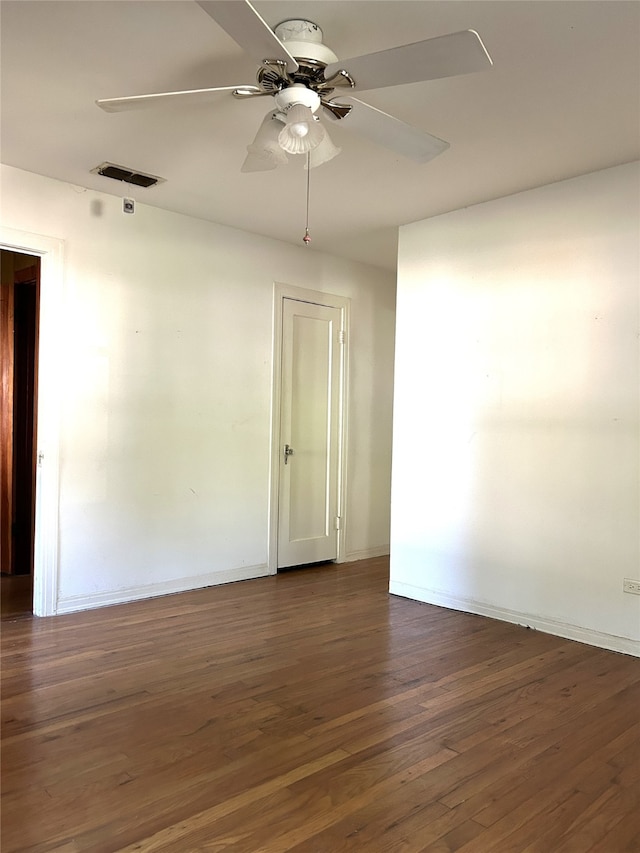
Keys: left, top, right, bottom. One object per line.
{"left": 306, "top": 130, "right": 341, "bottom": 169}
{"left": 241, "top": 142, "right": 287, "bottom": 172}
{"left": 278, "top": 103, "right": 325, "bottom": 154}
{"left": 241, "top": 112, "right": 288, "bottom": 172}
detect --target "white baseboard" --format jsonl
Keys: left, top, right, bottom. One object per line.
{"left": 55, "top": 563, "right": 270, "bottom": 615}
{"left": 343, "top": 546, "right": 390, "bottom": 563}
{"left": 389, "top": 580, "right": 640, "bottom": 658}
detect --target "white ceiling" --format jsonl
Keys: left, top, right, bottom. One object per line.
{"left": 1, "top": 1, "right": 639, "bottom": 270}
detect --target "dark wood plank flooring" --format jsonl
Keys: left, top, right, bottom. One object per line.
{"left": 1, "top": 557, "right": 639, "bottom": 852}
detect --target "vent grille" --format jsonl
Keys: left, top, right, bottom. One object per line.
{"left": 91, "top": 162, "right": 165, "bottom": 188}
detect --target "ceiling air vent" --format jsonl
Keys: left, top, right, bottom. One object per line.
{"left": 91, "top": 162, "right": 165, "bottom": 188}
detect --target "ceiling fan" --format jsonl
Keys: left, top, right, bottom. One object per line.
{"left": 96, "top": 0, "right": 493, "bottom": 172}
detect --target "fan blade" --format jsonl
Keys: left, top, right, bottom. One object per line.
{"left": 327, "top": 97, "right": 449, "bottom": 163}
{"left": 196, "top": 1, "right": 298, "bottom": 73}
{"left": 96, "top": 85, "right": 261, "bottom": 113}
{"left": 323, "top": 30, "right": 492, "bottom": 92}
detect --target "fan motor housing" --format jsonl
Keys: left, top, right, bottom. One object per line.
{"left": 274, "top": 19, "right": 338, "bottom": 67}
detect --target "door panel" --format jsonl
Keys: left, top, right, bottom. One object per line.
{"left": 12, "top": 268, "right": 39, "bottom": 576}
{"left": 0, "top": 254, "right": 39, "bottom": 577}
{"left": 1, "top": 275, "right": 14, "bottom": 573}
{"left": 278, "top": 298, "right": 342, "bottom": 568}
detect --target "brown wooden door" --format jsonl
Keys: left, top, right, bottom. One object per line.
{"left": 1, "top": 252, "right": 40, "bottom": 576}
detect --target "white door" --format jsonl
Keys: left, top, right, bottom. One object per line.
{"left": 277, "top": 297, "right": 343, "bottom": 568}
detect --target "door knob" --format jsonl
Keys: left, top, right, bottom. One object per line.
{"left": 284, "top": 444, "right": 295, "bottom": 465}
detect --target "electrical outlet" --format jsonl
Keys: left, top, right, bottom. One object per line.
{"left": 623, "top": 578, "right": 640, "bottom": 595}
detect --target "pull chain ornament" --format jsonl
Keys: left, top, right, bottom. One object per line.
{"left": 303, "top": 152, "right": 311, "bottom": 245}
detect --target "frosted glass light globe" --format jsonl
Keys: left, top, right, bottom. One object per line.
{"left": 278, "top": 104, "right": 325, "bottom": 154}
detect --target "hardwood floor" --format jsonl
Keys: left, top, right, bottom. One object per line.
{"left": 2, "top": 557, "right": 639, "bottom": 852}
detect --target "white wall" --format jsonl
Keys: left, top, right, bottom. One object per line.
{"left": 391, "top": 162, "right": 639, "bottom": 656}
{"left": 0, "top": 164, "right": 395, "bottom": 613}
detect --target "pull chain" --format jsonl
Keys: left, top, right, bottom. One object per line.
{"left": 303, "top": 151, "right": 311, "bottom": 245}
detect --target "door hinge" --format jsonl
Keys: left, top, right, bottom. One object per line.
{"left": 334, "top": 516, "right": 342, "bottom": 530}
{"left": 337, "top": 329, "right": 346, "bottom": 345}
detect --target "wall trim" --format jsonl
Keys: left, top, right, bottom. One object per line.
{"left": 345, "top": 546, "right": 390, "bottom": 562}
{"left": 56, "top": 563, "right": 270, "bottom": 615}
{"left": 389, "top": 579, "right": 640, "bottom": 658}
{"left": 1, "top": 227, "right": 63, "bottom": 617}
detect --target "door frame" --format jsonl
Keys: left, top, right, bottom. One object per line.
{"left": 268, "top": 282, "right": 350, "bottom": 574}
{"left": 1, "top": 227, "right": 63, "bottom": 616}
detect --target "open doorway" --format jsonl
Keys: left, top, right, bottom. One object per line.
{"left": 1, "top": 249, "right": 40, "bottom": 618}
